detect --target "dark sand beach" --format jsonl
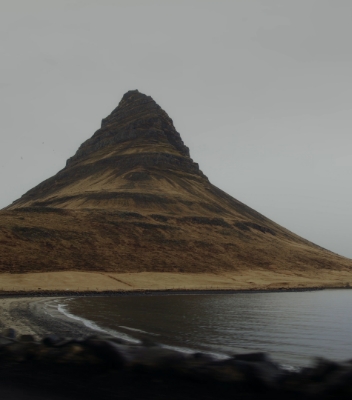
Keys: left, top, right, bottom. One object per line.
{"left": 0, "top": 296, "right": 96, "bottom": 339}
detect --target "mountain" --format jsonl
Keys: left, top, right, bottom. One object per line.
{"left": 0, "top": 90, "right": 351, "bottom": 289}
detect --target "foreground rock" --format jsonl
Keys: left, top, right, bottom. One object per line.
{"left": 0, "top": 330, "right": 352, "bottom": 399}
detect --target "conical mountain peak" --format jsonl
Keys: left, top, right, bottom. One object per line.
{"left": 2, "top": 90, "right": 352, "bottom": 281}
{"left": 66, "top": 90, "right": 190, "bottom": 168}
{"left": 101, "top": 90, "right": 172, "bottom": 129}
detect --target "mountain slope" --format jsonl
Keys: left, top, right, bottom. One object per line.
{"left": 0, "top": 90, "right": 351, "bottom": 282}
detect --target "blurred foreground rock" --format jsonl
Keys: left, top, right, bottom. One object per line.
{"left": 0, "top": 329, "right": 352, "bottom": 399}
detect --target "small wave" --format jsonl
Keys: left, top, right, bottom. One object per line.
{"left": 56, "top": 302, "right": 227, "bottom": 358}
{"left": 280, "top": 364, "right": 301, "bottom": 373}
{"left": 161, "top": 343, "right": 229, "bottom": 360}
{"left": 119, "top": 326, "right": 160, "bottom": 336}
{"left": 57, "top": 302, "right": 140, "bottom": 344}
{"left": 43, "top": 299, "right": 61, "bottom": 314}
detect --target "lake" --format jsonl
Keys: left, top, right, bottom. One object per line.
{"left": 56, "top": 289, "right": 352, "bottom": 368}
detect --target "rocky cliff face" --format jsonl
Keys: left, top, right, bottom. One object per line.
{"left": 68, "top": 90, "right": 191, "bottom": 165}
{"left": 1, "top": 90, "right": 351, "bottom": 275}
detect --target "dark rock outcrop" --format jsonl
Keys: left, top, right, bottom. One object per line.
{"left": 68, "top": 90, "right": 191, "bottom": 165}
{"left": 1, "top": 330, "right": 352, "bottom": 399}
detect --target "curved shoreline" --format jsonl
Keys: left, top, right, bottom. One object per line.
{"left": 1, "top": 285, "right": 352, "bottom": 299}
{"left": 0, "top": 297, "right": 99, "bottom": 338}
{"left": 0, "top": 287, "right": 325, "bottom": 339}
{"left": 2, "top": 291, "right": 352, "bottom": 399}
{"left": 1, "top": 286, "right": 351, "bottom": 343}
{"left": 1, "top": 298, "right": 352, "bottom": 400}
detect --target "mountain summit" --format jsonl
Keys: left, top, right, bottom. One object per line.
{"left": 9, "top": 90, "right": 206, "bottom": 211}
{"left": 8, "top": 90, "right": 263, "bottom": 220}
{"left": 1, "top": 91, "right": 351, "bottom": 286}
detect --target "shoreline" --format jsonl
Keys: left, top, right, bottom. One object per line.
{"left": 2, "top": 288, "right": 352, "bottom": 399}
{"left": 1, "top": 285, "right": 351, "bottom": 339}
{"left": 0, "top": 285, "right": 350, "bottom": 339}
{"left": 0, "top": 296, "right": 101, "bottom": 339}
{"left": 0, "top": 285, "right": 351, "bottom": 299}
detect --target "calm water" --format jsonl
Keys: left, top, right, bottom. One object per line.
{"left": 57, "top": 290, "right": 352, "bottom": 367}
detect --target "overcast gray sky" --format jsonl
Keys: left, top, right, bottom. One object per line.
{"left": 0, "top": 0, "right": 351, "bottom": 258}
